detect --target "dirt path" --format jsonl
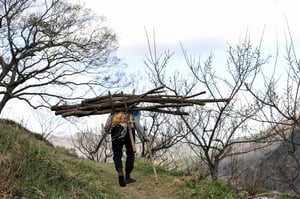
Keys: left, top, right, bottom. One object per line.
{"left": 115, "top": 173, "right": 182, "bottom": 199}
{"left": 98, "top": 162, "right": 184, "bottom": 199}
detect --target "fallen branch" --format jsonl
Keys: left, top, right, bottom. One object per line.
{"left": 51, "top": 86, "right": 231, "bottom": 117}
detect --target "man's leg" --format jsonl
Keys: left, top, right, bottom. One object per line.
{"left": 124, "top": 128, "right": 136, "bottom": 184}
{"left": 111, "top": 125, "right": 126, "bottom": 187}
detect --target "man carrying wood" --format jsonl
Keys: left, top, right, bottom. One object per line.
{"left": 104, "top": 110, "right": 149, "bottom": 187}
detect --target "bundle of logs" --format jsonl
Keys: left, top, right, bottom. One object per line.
{"left": 51, "top": 86, "right": 231, "bottom": 117}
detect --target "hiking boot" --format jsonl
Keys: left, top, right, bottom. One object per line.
{"left": 125, "top": 177, "right": 137, "bottom": 184}
{"left": 125, "top": 174, "right": 137, "bottom": 184}
{"left": 118, "top": 171, "right": 126, "bottom": 187}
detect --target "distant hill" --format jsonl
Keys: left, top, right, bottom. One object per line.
{"left": 259, "top": 128, "right": 300, "bottom": 194}
{"left": 219, "top": 126, "right": 300, "bottom": 196}
{"left": 0, "top": 119, "right": 237, "bottom": 198}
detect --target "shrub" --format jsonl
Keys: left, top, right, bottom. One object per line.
{"left": 178, "top": 174, "right": 236, "bottom": 199}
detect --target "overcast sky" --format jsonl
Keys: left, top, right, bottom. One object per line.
{"left": 4, "top": 0, "right": 300, "bottom": 135}
{"left": 82, "top": 0, "right": 300, "bottom": 72}
{"left": 83, "top": 0, "right": 299, "bottom": 44}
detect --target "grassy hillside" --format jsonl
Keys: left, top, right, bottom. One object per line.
{"left": 0, "top": 119, "right": 236, "bottom": 198}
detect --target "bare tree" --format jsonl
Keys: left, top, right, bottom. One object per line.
{"left": 72, "top": 126, "right": 113, "bottom": 162}
{"left": 142, "top": 111, "right": 187, "bottom": 165}
{"left": 0, "top": 0, "right": 128, "bottom": 114}
{"left": 31, "top": 108, "right": 64, "bottom": 139}
{"left": 144, "top": 30, "right": 271, "bottom": 180}
{"left": 179, "top": 38, "right": 272, "bottom": 180}
{"left": 245, "top": 28, "right": 300, "bottom": 195}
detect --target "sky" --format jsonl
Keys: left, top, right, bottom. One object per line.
{"left": 82, "top": 0, "right": 299, "bottom": 44}
{"left": 82, "top": 0, "right": 300, "bottom": 75}
{"left": 77, "top": 0, "right": 300, "bottom": 135}
{"left": 3, "top": 0, "right": 300, "bottom": 136}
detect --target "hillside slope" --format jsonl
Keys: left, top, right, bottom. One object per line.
{"left": 0, "top": 119, "right": 236, "bottom": 199}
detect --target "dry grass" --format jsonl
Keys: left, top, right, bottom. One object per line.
{"left": 0, "top": 119, "right": 238, "bottom": 198}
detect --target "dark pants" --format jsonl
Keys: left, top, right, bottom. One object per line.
{"left": 111, "top": 125, "right": 135, "bottom": 175}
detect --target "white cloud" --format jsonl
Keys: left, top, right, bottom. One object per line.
{"left": 82, "top": 0, "right": 299, "bottom": 48}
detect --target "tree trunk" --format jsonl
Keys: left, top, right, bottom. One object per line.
{"left": 0, "top": 93, "right": 12, "bottom": 114}
{"left": 209, "top": 161, "right": 219, "bottom": 180}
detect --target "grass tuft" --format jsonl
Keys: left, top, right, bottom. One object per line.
{"left": 0, "top": 121, "right": 116, "bottom": 198}
{"left": 178, "top": 174, "right": 237, "bottom": 199}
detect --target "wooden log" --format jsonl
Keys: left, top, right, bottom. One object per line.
{"left": 53, "top": 96, "right": 229, "bottom": 114}
{"left": 183, "top": 91, "right": 206, "bottom": 99}
{"left": 51, "top": 85, "right": 231, "bottom": 117}
{"left": 122, "top": 92, "right": 136, "bottom": 153}
{"left": 81, "top": 86, "right": 165, "bottom": 104}
{"left": 53, "top": 97, "right": 231, "bottom": 117}
{"left": 56, "top": 100, "right": 194, "bottom": 115}
{"left": 61, "top": 109, "right": 189, "bottom": 117}
{"left": 51, "top": 103, "right": 79, "bottom": 111}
